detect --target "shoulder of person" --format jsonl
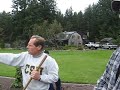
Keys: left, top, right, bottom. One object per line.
{"left": 17, "top": 51, "right": 30, "bottom": 57}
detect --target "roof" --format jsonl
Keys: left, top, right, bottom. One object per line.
{"left": 56, "top": 31, "right": 78, "bottom": 40}
{"left": 101, "top": 38, "right": 113, "bottom": 42}
{"left": 63, "top": 31, "right": 76, "bottom": 35}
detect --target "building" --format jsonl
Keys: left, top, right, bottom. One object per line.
{"left": 100, "top": 38, "right": 113, "bottom": 44}
{"left": 56, "top": 31, "right": 83, "bottom": 47}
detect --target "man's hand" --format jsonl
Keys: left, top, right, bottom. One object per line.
{"left": 31, "top": 70, "right": 40, "bottom": 80}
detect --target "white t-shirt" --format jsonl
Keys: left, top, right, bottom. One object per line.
{"left": 0, "top": 52, "right": 59, "bottom": 90}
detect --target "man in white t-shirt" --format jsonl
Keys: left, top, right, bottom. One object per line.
{"left": 0, "top": 35, "right": 59, "bottom": 90}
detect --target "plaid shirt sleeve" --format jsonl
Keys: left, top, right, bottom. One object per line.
{"left": 94, "top": 48, "right": 120, "bottom": 90}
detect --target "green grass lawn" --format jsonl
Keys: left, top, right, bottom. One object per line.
{"left": 0, "top": 49, "right": 114, "bottom": 84}
{"left": 50, "top": 50, "right": 113, "bottom": 84}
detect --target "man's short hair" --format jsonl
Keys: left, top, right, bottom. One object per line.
{"left": 31, "top": 35, "right": 46, "bottom": 48}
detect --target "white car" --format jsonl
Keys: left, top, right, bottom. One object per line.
{"left": 85, "top": 42, "right": 100, "bottom": 49}
{"left": 101, "top": 43, "right": 118, "bottom": 49}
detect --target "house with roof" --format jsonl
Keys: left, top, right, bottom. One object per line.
{"left": 56, "top": 31, "right": 83, "bottom": 47}
{"left": 100, "top": 38, "right": 113, "bottom": 44}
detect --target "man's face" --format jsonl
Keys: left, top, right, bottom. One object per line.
{"left": 27, "top": 38, "right": 41, "bottom": 56}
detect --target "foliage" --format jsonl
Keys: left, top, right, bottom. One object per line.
{"left": 32, "top": 19, "right": 63, "bottom": 40}
{"left": 0, "top": 0, "right": 120, "bottom": 46}
{"left": 49, "top": 19, "right": 63, "bottom": 39}
{"left": 11, "top": 0, "right": 57, "bottom": 41}
{"left": 11, "top": 67, "right": 22, "bottom": 88}
{"left": 0, "top": 12, "right": 13, "bottom": 43}
{"left": 77, "top": 45, "right": 84, "bottom": 50}
{"left": 0, "top": 40, "right": 5, "bottom": 48}
{"left": 62, "top": 45, "right": 81, "bottom": 50}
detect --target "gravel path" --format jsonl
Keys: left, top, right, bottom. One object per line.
{"left": 0, "top": 76, "right": 95, "bottom": 90}
{"left": 0, "top": 76, "right": 15, "bottom": 90}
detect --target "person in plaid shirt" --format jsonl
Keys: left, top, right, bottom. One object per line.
{"left": 94, "top": 48, "right": 120, "bottom": 90}
{"left": 94, "top": 1, "right": 120, "bottom": 90}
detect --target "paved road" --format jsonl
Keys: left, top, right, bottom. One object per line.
{"left": 0, "top": 76, "right": 94, "bottom": 90}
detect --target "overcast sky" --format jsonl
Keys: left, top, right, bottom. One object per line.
{"left": 0, "top": 0, "right": 99, "bottom": 14}
{"left": 56, "top": 0, "right": 99, "bottom": 13}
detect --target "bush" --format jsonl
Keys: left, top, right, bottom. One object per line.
{"left": 63, "top": 45, "right": 84, "bottom": 50}
{"left": 77, "top": 45, "right": 84, "bottom": 50}
{"left": 10, "top": 67, "right": 22, "bottom": 88}
{"left": 0, "top": 40, "right": 5, "bottom": 48}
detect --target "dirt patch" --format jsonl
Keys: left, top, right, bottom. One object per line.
{"left": 0, "top": 76, "right": 95, "bottom": 90}
{"left": 62, "top": 83, "right": 94, "bottom": 90}
{"left": 0, "top": 76, "right": 15, "bottom": 90}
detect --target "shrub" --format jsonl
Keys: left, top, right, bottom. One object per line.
{"left": 63, "top": 45, "right": 84, "bottom": 50}
{"left": 11, "top": 67, "right": 22, "bottom": 88}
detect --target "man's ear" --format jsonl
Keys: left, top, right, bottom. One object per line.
{"left": 37, "top": 45, "right": 42, "bottom": 50}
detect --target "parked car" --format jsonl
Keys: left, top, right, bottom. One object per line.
{"left": 101, "top": 43, "right": 118, "bottom": 49}
{"left": 85, "top": 42, "right": 100, "bottom": 49}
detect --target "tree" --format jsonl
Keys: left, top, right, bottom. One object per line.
{"left": 0, "top": 11, "right": 13, "bottom": 43}
{"left": 11, "top": 0, "right": 57, "bottom": 41}
{"left": 77, "top": 11, "right": 85, "bottom": 34}
{"left": 49, "top": 19, "right": 63, "bottom": 39}
{"left": 94, "top": 0, "right": 119, "bottom": 38}
{"left": 64, "top": 7, "right": 73, "bottom": 31}
{"left": 32, "top": 20, "right": 49, "bottom": 38}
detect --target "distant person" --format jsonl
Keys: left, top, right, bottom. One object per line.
{"left": 94, "top": 0, "right": 120, "bottom": 90}
{"left": 0, "top": 35, "right": 59, "bottom": 90}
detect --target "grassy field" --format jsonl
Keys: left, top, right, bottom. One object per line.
{"left": 0, "top": 49, "right": 114, "bottom": 84}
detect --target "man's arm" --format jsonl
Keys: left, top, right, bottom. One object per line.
{"left": 40, "top": 57, "right": 59, "bottom": 83}
{"left": 0, "top": 52, "right": 26, "bottom": 66}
